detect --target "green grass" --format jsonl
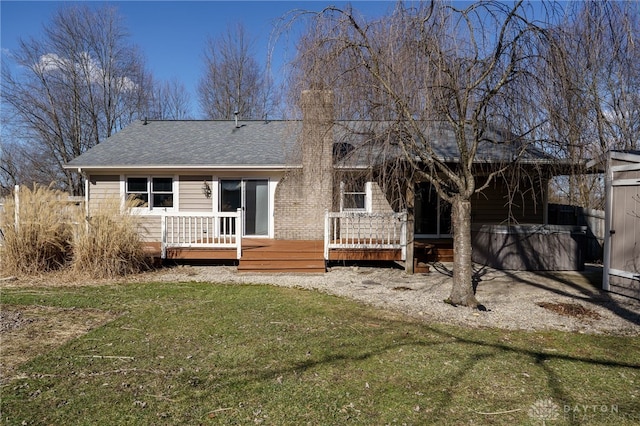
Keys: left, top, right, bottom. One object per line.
{"left": 1, "top": 282, "right": 639, "bottom": 425}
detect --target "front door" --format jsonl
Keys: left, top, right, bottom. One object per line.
{"left": 220, "top": 179, "right": 269, "bottom": 236}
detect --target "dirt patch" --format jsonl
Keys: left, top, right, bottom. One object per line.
{"left": 0, "top": 305, "right": 117, "bottom": 383}
{"left": 537, "top": 302, "right": 602, "bottom": 320}
{"left": 0, "top": 308, "right": 37, "bottom": 332}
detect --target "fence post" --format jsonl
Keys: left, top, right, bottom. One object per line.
{"left": 14, "top": 184, "right": 20, "bottom": 230}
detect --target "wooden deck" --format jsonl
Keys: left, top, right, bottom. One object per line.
{"left": 144, "top": 238, "right": 453, "bottom": 273}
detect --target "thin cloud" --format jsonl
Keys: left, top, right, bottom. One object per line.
{"left": 34, "top": 51, "right": 136, "bottom": 91}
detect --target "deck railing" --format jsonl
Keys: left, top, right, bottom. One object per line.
{"left": 324, "top": 210, "right": 407, "bottom": 260}
{"left": 161, "top": 210, "right": 242, "bottom": 259}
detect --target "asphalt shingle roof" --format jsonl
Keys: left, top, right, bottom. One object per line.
{"left": 66, "top": 120, "right": 301, "bottom": 169}
{"left": 66, "top": 118, "right": 562, "bottom": 171}
{"left": 334, "top": 121, "right": 557, "bottom": 168}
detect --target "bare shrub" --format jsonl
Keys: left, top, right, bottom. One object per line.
{"left": 0, "top": 185, "right": 78, "bottom": 275}
{"left": 71, "top": 197, "right": 150, "bottom": 279}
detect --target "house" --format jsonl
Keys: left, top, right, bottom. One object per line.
{"left": 65, "top": 90, "right": 579, "bottom": 273}
{"left": 588, "top": 150, "right": 640, "bottom": 298}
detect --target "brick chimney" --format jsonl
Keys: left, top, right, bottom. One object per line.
{"left": 274, "top": 90, "right": 334, "bottom": 240}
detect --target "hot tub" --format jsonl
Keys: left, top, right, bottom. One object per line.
{"left": 471, "top": 224, "right": 587, "bottom": 271}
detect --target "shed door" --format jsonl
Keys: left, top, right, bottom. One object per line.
{"left": 606, "top": 156, "right": 640, "bottom": 297}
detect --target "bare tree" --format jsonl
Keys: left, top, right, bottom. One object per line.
{"left": 198, "top": 23, "right": 278, "bottom": 120}
{"left": 543, "top": 1, "right": 640, "bottom": 209}
{"left": 0, "top": 141, "right": 23, "bottom": 196}
{"left": 148, "top": 77, "right": 193, "bottom": 120}
{"left": 290, "top": 1, "right": 549, "bottom": 307}
{"left": 1, "top": 4, "right": 151, "bottom": 194}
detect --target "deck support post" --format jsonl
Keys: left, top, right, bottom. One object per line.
{"left": 405, "top": 183, "right": 415, "bottom": 274}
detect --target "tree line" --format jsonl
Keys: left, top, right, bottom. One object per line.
{"left": 1, "top": 4, "right": 279, "bottom": 195}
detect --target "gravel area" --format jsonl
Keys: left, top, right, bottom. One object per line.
{"left": 142, "top": 263, "right": 640, "bottom": 336}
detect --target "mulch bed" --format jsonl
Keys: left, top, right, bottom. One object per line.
{"left": 537, "top": 302, "right": 602, "bottom": 320}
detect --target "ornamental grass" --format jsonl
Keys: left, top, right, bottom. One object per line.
{"left": 71, "top": 196, "right": 150, "bottom": 279}
{"left": 0, "top": 185, "right": 76, "bottom": 275}
{"left": 0, "top": 185, "right": 149, "bottom": 278}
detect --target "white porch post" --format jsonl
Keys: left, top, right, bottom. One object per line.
{"left": 400, "top": 211, "right": 407, "bottom": 261}
{"left": 324, "top": 210, "right": 330, "bottom": 260}
{"left": 160, "top": 213, "right": 167, "bottom": 259}
{"left": 236, "top": 208, "right": 242, "bottom": 259}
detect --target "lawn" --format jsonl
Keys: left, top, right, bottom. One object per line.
{"left": 1, "top": 281, "right": 639, "bottom": 425}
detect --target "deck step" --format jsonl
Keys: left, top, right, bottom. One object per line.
{"left": 434, "top": 247, "right": 453, "bottom": 262}
{"left": 434, "top": 247, "right": 454, "bottom": 262}
{"left": 238, "top": 259, "right": 326, "bottom": 273}
{"left": 238, "top": 240, "right": 325, "bottom": 273}
{"left": 416, "top": 242, "right": 454, "bottom": 263}
{"left": 241, "top": 250, "right": 322, "bottom": 260}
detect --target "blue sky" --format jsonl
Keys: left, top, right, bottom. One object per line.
{"left": 1, "top": 1, "right": 396, "bottom": 117}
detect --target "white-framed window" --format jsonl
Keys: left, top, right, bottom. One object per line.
{"left": 340, "top": 180, "right": 372, "bottom": 212}
{"left": 126, "top": 177, "right": 174, "bottom": 209}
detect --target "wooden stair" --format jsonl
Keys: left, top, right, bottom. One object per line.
{"left": 433, "top": 245, "right": 454, "bottom": 262}
{"left": 415, "top": 240, "right": 454, "bottom": 263}
{"left": 238, "top": 240, "right": 326, "bottom": 273}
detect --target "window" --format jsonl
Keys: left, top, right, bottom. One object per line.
{"left": 126, "top": 177, "right": 173, "bottom": 209}
{"left": 340, "top": 180, "right": 371, "bottom": 212}
{"left": 152, "top": 178, "right": 173, "bottom": 207}
{"left": 126, "top": 177, "right": 149, "bottom": 206}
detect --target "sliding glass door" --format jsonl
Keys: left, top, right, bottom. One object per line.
{"left": 415, "top": 182, "right": 452, "bottom": 238}
{"left": 220, "top": 179, "right": 269, "bottom": 236}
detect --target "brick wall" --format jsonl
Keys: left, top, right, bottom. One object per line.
{"left": 274, "top": 90, "right": 334, "bottom": 240}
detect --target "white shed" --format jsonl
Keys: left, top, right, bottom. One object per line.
{"left": 590, "top": 150, "right": 640, "bottom": 298}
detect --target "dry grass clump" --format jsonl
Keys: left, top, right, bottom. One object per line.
{"left": 0, "top": 186, "right": 149, "bottom": 279}
{"left": 71, "top": 197, "right": 150, "bottom": 279}
{"left": 0, "top": 185, "right": 78, "bottom": 275}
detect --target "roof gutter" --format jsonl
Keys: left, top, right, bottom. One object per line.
{"left": 64, "top": 164, "right": 302, "bottom": 171}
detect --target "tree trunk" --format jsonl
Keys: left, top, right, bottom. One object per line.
{"left": 448, "top": 197, "right": 479, "bottom": 307}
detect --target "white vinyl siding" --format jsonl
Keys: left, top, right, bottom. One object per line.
{"left": 87, "top": 175, "right": 120, "bottom": 215}
{"left": 179, "top": 175, "right": 214, "bottom": 212}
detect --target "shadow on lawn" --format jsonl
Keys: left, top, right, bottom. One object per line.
{"left": 431, "top": 262, "right": 640, "bottom": 328}
{"left": 211, "top": 313, "right": 639, "bottom": 425}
